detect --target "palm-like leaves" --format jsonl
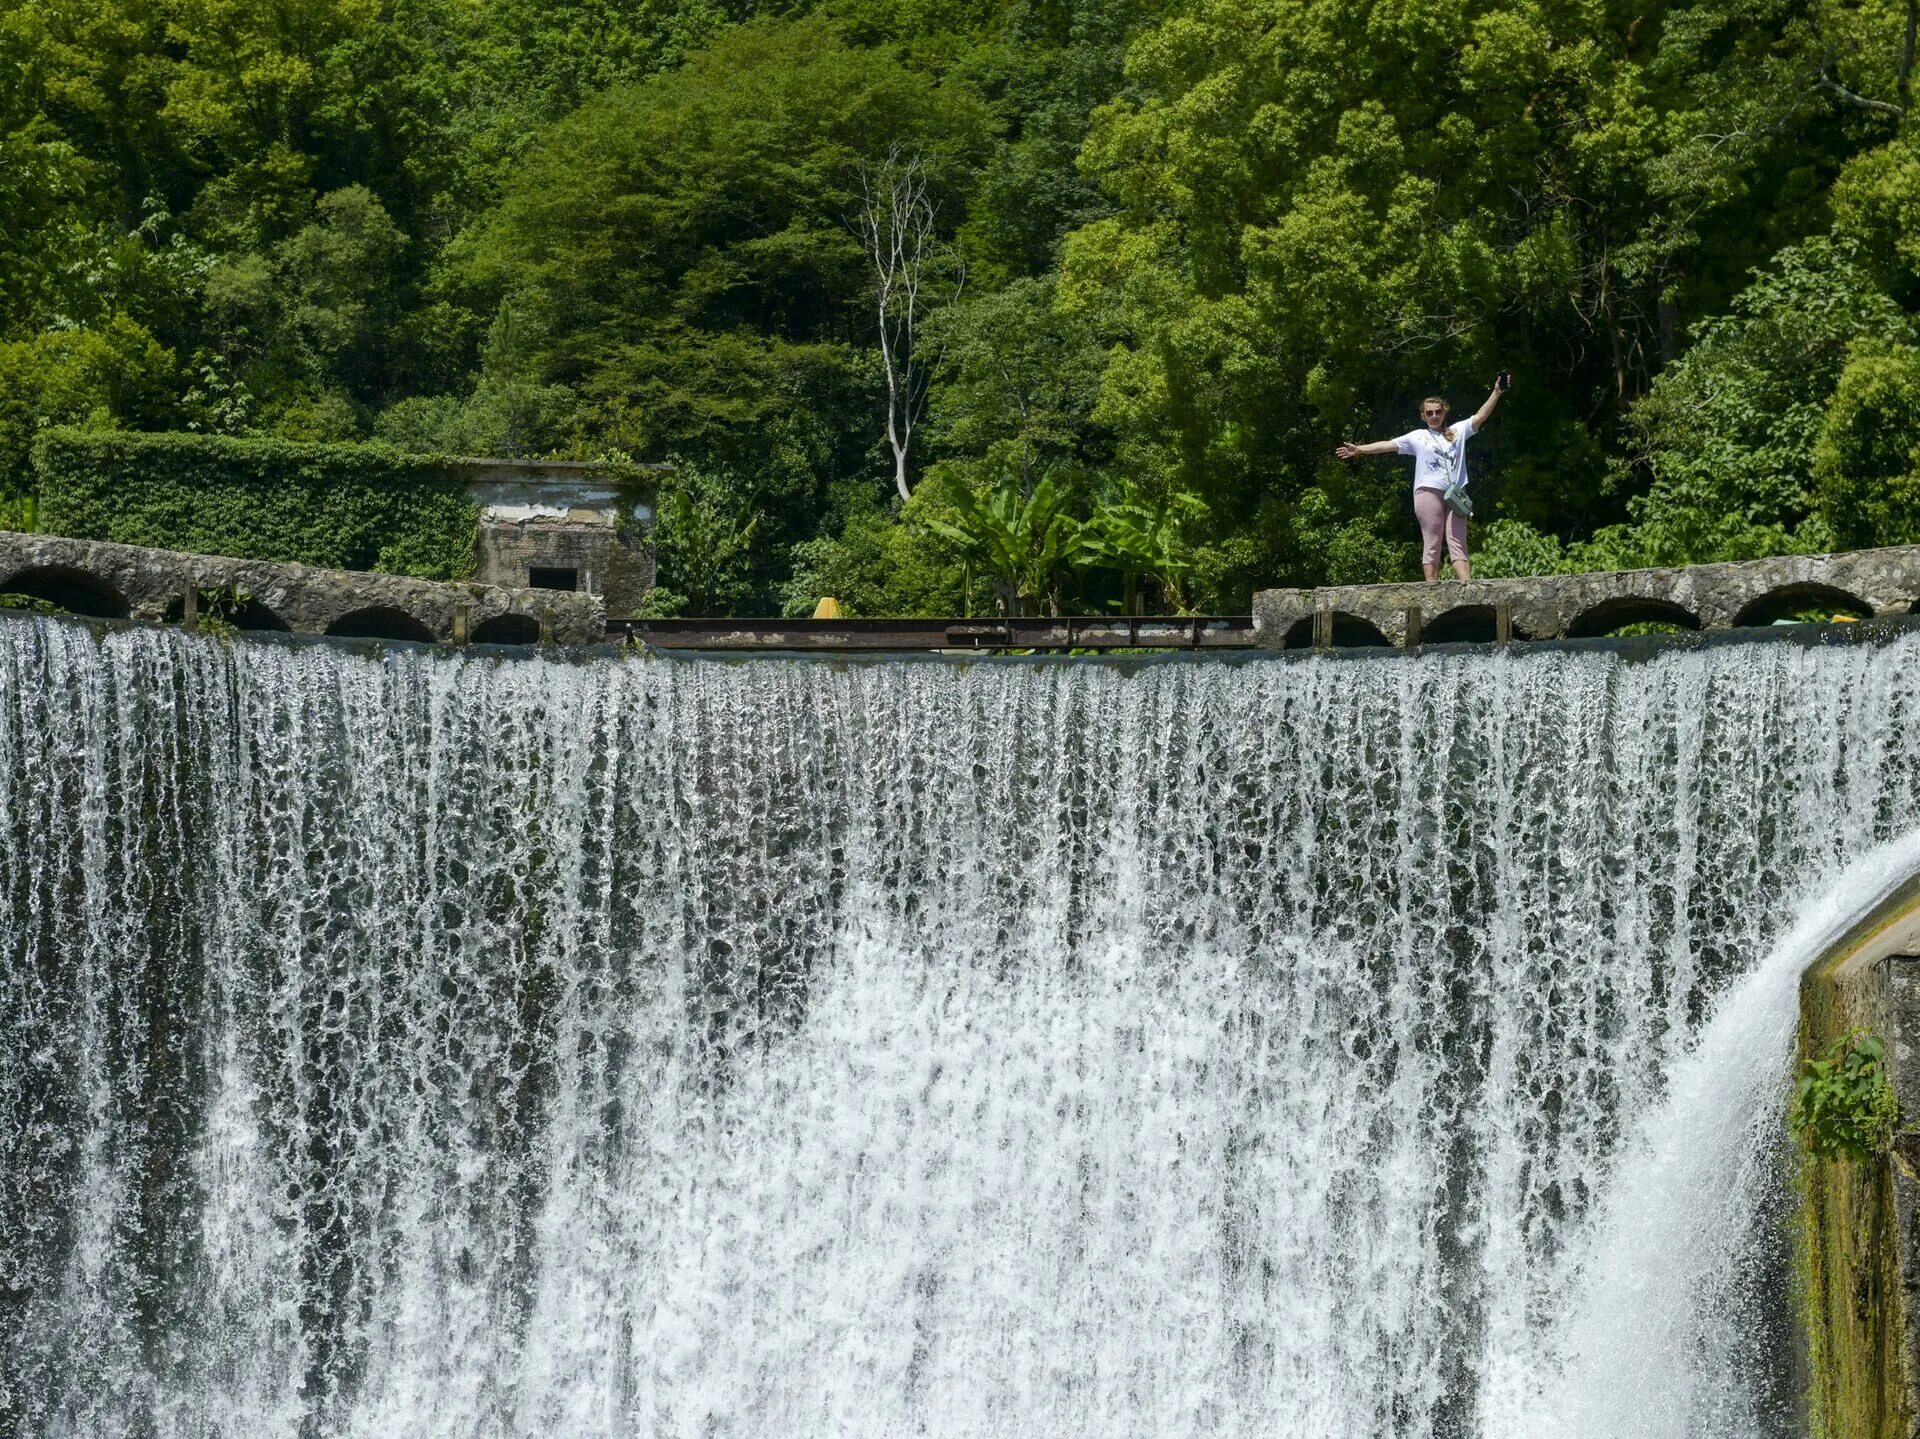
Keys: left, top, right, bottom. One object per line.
{"left": 1080, "top": 490, "right": 1208, "bottom": 614}
{"left": 923, "top": 474, "right": 1207, "bottom": 616}
{"left": 924, "top": 472, "right": 1091, "bottom": 614}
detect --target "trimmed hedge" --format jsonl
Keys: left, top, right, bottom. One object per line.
{"left": 31, "top": 429, "right": 482, "bottom": 580}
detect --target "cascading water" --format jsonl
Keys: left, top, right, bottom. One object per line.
{"left": 1538, "top": 828, "right": 1920, "bottom": 1439}
{"left": 4, "top": 616, "right": 1920, "bottom": 1439}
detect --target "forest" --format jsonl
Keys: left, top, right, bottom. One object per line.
{"left": 2, "top": 0, "right": 1918, "bottom": 615}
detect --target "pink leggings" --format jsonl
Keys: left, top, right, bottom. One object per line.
{"left": 1414, "top": 489, "right": 1469, "bottom": 566}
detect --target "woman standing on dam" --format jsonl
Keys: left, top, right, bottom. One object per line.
{"left": 1335, "top": 373, "right": 1510, "bottom": 581}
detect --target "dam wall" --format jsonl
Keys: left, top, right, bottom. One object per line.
{"left": 8, "top": 617, "right": 1920, "bottom": 1434}
{"left": 1799, "top": 884, "right": 1920, "bottom": 1438}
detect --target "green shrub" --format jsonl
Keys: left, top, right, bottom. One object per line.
{"left": 0, "top": 318, "right": 180, "bottom": 516}
{"left": 191, "top": 583, "right": 253, "bottom": 639}
{"left": 1792, "top": 1029, "right": 1902, "bottom": 1163}
{"left": 1814, "top": 340, "right": 1920, "bottom": 550}
{"left": 30, "top": 428, "right": 481, "bottom": 580}
{"left": 1473, "top": 518, "right": 1568, "bottom": 579}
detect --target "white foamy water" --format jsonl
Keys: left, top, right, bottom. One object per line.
{"left": 1512, "top": 830, "right": 1920, "bottom": 1439}
{"left": 4, "top": 618, "right": 1920, "bottom": 1438}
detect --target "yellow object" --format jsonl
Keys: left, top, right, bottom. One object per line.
{"left": 812, "top": 596, "right": 844, "bottom": 619}
{"left": 1834, "top": 613, "right": 1860, "bottom": 623}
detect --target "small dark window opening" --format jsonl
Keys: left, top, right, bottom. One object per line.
{"left": 528, "top": 566, "right": 579, "bottom": 591}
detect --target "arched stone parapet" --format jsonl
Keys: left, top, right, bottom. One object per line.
{"left": 0, "top": 531, "right": 604, "bottom": 645}
{"left": 1279, "top": 614, "right": 1315, "bottom": 650}
{"left": 1254, "top": 543, "right": 1920, "bottom": 649}
{"left": 163, "top": 593, "right": 291, "bottom": 631}
{"left": 1804, "top": 551, "right": 1920, "bottom": 618}
{"left": 1274, "top": 609, "right": 1398, "bottom": 649}
{"left": 470, "top": 612, "right": 543, "bottom": 646}
{"left": 1731, "top": 583, "right": 1872, "bottom": 629}
{"left": 0, "top": 563, "right": 130, "bottom": 618}
{"left": 1423, "top": 605, "right": 1503, "bottom": 645}
{"left": 326, "top": 606, "right": 440, "bottom": 643}
{"left": 1328, "top": 612, "right": 1392, "bottom": 647}
{"left": 1566, "top": 596, "right": 1701, "bottom": 638}
{"left": 1695, "top": 551, "right": 1920, "bottom": 628}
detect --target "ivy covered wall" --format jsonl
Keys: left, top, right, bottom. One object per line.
{"left": 31, "top": 430, "right": 481, "bottom": 581}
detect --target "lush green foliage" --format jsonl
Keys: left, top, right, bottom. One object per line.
{"left": 2, "top": 0, "right": 1916, "bottom": 613}
{"left": 1792, "top": 1029, "right": 1903, "bottom": 1164}
{"left": 919, "top": 468, "right": 1207, "bottom": 613}
{"left": 190, "top": 584, "right": 254, "bottom": 639}
{"left": 1815, "top": 339, "right": 1920, "bottom": 548}
{"left": 34, "top": 430, "right": 480, "bottom": 579}
{"left": 925, "top": 472, "right": 1088, "bottom": 614}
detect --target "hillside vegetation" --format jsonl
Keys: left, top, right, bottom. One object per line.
{"left": 4, "top": 0, "right": 1918, "bottom": 612}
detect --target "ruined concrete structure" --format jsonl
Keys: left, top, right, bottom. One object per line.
{"left": 1253, "top": 545, "right": 1920, "bottom": 648}
{"left": 464, "top": 458, "right": 658, "bottom": 614}
{"left": 0, "top": 532, "right": 604, "bottom": 645}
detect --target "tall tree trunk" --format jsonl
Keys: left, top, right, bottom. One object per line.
{"left": 855, "top": 148, "right": 959, "bottom": 502}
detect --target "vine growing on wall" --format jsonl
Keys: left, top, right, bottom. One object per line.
{"left": 30, "top": 430, "right": 483, "bottom": 581}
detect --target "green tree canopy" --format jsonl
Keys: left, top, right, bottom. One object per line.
{"left": 0, "top": 0, "right": 1916, "bottom": 614}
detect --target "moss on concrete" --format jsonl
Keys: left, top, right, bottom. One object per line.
{"left": 1797, "top": 897, "right": 1920, "bottom": 1439}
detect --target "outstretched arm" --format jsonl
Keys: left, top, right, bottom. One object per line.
{"left": 1335, "top": 439, "right": 1400, "bottom": 459}
{"left": 1471, "top": 377, "right": 1507, "bottom": 429}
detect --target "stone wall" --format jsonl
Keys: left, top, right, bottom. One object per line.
{"left": 464, "top": 460, "right": 658, "bottom": 616}
{"left": 473, "top": 513, "right": 654, "bottom": 615}
{"left": 1798, "top": 878, "right": 1920, "bottom": 1439}
{"left": 1253, "top": 545, "right": 1920, "bottom": 648}
{"left": 0, "top": 531, "right": 605, "bottom": 645}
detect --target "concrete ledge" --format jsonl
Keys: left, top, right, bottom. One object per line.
{"left": 1798, "top": 875, "right": 1920, "bottom": 1438}
{"left": 1253, "top": 546, "right": 1920, "bottom": 648}
{"left": 0, "top": 531, "right": 604, "bottom": 645}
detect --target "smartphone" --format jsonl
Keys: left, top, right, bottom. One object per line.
{"left": 1496, "top": 370, "right": 1512, "bottom": 392}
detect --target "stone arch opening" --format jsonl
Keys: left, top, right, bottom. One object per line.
{"left": 325, "top": 606, "right": 438, "bottom": 643}
{"left": 1329, "top": 612, "right": 1391, "bottom": 648}
{"left": 0, "top": 565, "right": 130, "bottom": 618}
{"left": 1567, "top": 596, "right": 1701, "bottom": 639}
{"left": 471, "top": 613, "right": 542, "bottom": 645}
{"left": 1732, "top": 583, "right": 1872, "bottom": 628}
{"left": 1422, "top": 605, "right": 1500, "bottom": 645}
{"left": 1280, "top": 613, "right": 1393, "bottom": 649}
{"left": 163, "top": 593, "right": 290, "bottom": 631}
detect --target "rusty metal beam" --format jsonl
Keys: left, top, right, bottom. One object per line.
{"left": 608, "top": 616, "right": 1257, "bottom": 652}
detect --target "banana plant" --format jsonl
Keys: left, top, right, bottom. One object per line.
{"left": 1080, "top": 489, "right": 1208, "bottom": 614}
{"left": 922, "top": 471, "right": 1092, "bottom": 616}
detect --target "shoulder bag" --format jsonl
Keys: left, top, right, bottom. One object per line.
{"left": 1436, "top": 433, "right": 1472, "bottom": 517}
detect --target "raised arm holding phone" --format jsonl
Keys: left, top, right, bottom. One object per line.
{"left": 1336, "top": 372, "right": 1511, "bottom": 582}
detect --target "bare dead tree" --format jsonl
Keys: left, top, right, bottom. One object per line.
{"left": 1817, "top": 64, "right": 1908, "bottom": 116}
{"left": 854, "top": 147, "right": 960, "bottom": 501}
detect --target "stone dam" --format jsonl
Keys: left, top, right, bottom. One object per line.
{"left": 7, "top": 529, "right": 1920, "bottom": 651}
{"left": 5, "top": 546, "right": 1920, "bottom": 1437}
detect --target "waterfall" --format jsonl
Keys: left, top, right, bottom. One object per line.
{"left": 1535, "top": 829, "right": 1920, "bottom": 1438}
{"left": 4, "top": 616, "right": 1920, "bottom": 1439}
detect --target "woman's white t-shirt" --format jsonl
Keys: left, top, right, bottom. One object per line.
{"left": 1395, "top": 416, "right": 1476, "bottom": 494}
